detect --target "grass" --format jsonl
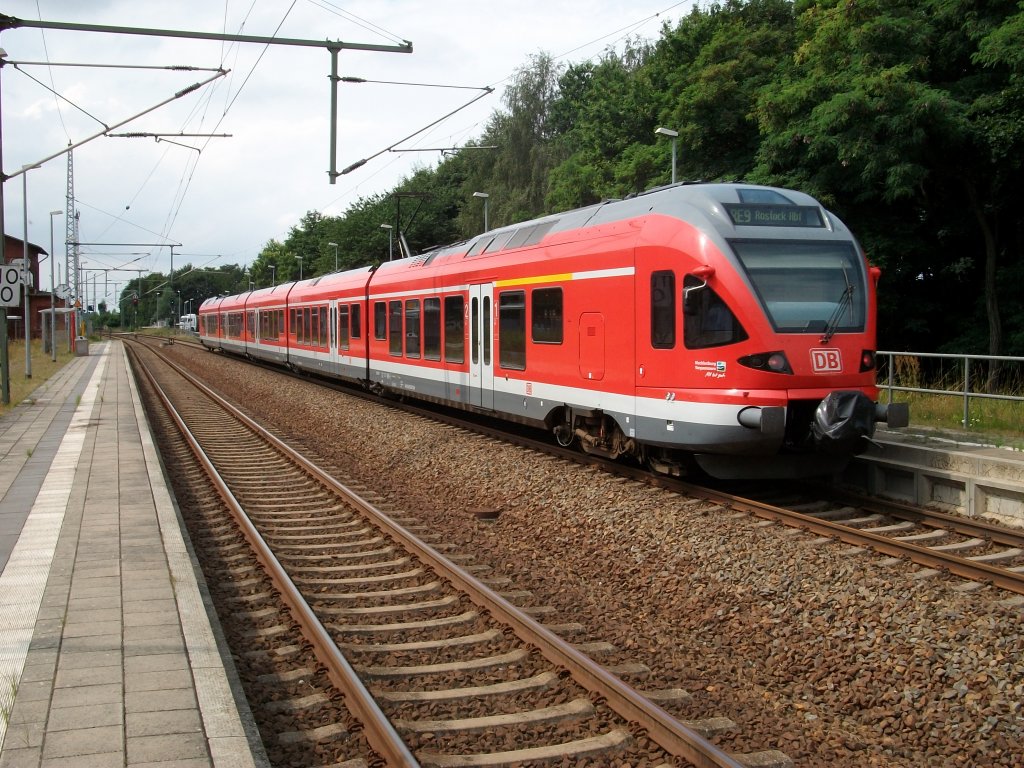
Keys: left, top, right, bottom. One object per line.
{"left": 0, "top": 338, "right": 77, "bottom": 419}
{"left": 881, "top": 354, "right": 1024, "bottom": 450}
{"left": 886, "top": 391, "right": 1024, "bottom": 449}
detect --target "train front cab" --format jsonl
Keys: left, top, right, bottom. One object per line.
{"left": 632, "top": 190, "right": 907, "bottom": 478}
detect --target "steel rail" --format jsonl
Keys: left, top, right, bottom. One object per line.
{"left": 131, "top": 340, "right": 749, "bottom": 768}
{"left": 144, "top": 333, "right": 1024, "bottom": 597}
{"left": 672, "top": 481, "right": 1024, "bottom": 596}
{"left": 126, "top": 343, "right": 420, "bottom": 767}
{"left": 822, "top": 486, "right": 1024, "bottom": 549}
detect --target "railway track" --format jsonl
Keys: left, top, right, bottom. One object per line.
{"left": 731, "top": 484, "right": 1024, "bottom": 600}
{"left": 126, "top": 337, "right": 791, "bottom": 767}
{"left": 134, "top": 333, "right": 1024, "bottom": 599}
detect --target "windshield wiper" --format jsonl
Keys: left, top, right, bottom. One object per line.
{"left": 820, "top": 267, "right": 854, "bottom": 344}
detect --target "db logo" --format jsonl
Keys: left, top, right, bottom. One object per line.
{"left": 811, "top": 348, "right": 843, "bottom": 373}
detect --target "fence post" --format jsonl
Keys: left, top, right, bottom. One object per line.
{"left": 963, "top": 356, "right": 970, "bottom": 428}
{"left": 887, "top": 353, "right": 894, "bottom": 404}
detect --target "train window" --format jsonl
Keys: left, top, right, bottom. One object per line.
{"left": 405, "top": 300, "right": 421, "bottom": 358}
{"left": 424, "top": 297, "right": 441, "bottom": 360}
{"left": 246, "top": 311, "right": 255, "bottom": 338}
{"left": 319, "top": 306, "right": 328, "bottom": 346}
{"left": 683, "top": 276, "right": 748, "bottom": 349}
{"left": 498, "top": 291, "right": 526, "bottom": 370}
{"left": 651, "top": 271, "right": 676, "bottom": 349}
{"left": 730, "top": 240, "right": 866, "bottom": 333}
{"left": 444, "top": 295, "right": 464, "bottom": 363}
{"left": 531, "top": 288, "right": 563, "bottom": 344}
{"left": 737, "top": 188, "right": 795, "bottom": 205}
{"left": 339, "top": 305, "right": 350, "bottom": 350}
{"left": 471, "top": 297, "right": 479, "bottom": 364}
{"left": 304, "top": 308, "right": 313, "bottom": 344}
{"left": 290, "top": 309, "right": 297, "bottom": 337}
{"left": 483, "top": 296, "right": 491, "bottom": 366}
{"left": 389, "top": 300, "right": 403, "bottom": 356}
{"left": 374, "top": 301, "right": 387, "bottom": 340}
{"left": 227, "top": 312, "right": 243, "bottom": 339}
{"left": 351, "top": 304, "right": 362, "bottom": 339}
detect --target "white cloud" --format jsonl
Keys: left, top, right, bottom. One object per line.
{"left": 1, "top": 0, "right": 689, "bottom": 303}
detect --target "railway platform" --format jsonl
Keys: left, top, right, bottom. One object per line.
{"left": 0, "top": 341, "right": 266, "bottom": 768}
{"left": 847, "top": 425, "right": 1024, "bottom": 527}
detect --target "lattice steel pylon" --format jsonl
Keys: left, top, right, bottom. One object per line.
{"left": 65, "top": 143, "right": 81, "bottom": 335}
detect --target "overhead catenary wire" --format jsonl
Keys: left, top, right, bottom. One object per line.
{"left": 339, "top": 86, "right": 494, "bottom": 174}
{"left": 12, "top": 2, "right": 690, "bottom": 278}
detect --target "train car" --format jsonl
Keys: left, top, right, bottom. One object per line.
{"left": 202, "top": 182, "right": 908, "bottom": 479}
{"left": 244, "top": 284, "right": 291, "bottom": 364}
{"left": 198, "top": 295, "right": 227, "bottom": 350}
{"left": 285, "top": 267, "right": 374, "bottom": 380}
{"left": 208, "top": 291, "right": 252, "bottom": 357}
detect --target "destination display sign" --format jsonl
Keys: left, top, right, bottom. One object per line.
{"left": 724, "top": 203, "right": 824, "bottom": 228}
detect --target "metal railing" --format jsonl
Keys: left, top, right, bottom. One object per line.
{"left": 877, "top": 351, "right": 1024, "bottom": 429}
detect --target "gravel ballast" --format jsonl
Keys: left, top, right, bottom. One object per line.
{"left": 169, "top": 344, "right": 1023, "bottom": 767}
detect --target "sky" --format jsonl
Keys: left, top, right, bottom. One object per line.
{"left": 1, "top": 0, "right": 690, "bottom": 305}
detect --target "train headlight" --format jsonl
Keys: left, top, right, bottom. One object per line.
{"left": 738, "top": 351, "right": 792, "bottom": 374}
{"left": 859, "top": 350, "right": 876, "bottom": 372}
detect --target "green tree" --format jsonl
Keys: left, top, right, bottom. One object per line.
{"left": 752, "top": 0, "right": 1024, "bottom": 355}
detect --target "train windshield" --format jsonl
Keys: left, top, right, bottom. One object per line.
{"left": 730, "top": 240, "right": 866, "bottom": 334}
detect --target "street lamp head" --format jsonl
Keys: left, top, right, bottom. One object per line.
{"left": 380, "top": 224, "right": 393, "bottom": 230}
{"left": 655, "top": 126, "right": 678, "bottom": 138}
{"left": 50, "top": 210, "right": 63, "bottom": 216}
{"left": 472, "top": 191, "right": 489, "bottom": 199}
{"left": 328, "top": 241, "right": 338, "bottom": 247}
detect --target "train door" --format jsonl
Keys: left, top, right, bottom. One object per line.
{"left": 469, "top": 283, "right": 494, "bottom": 409}
{"left": 328, "top": 300, "right": 339, "bottom": 371}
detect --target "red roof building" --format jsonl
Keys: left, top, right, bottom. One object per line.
{"left": 3, "top": 233, "right": 63, "bottom": 339}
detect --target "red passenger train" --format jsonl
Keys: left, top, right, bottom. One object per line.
{"left": 199, "top": 183, "right": 907, "bottom": 479}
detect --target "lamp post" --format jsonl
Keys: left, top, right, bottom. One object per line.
{"left": 328, "top": 241, "right": 339, "bottom": 271}
{"left": 22, "top": 165, "right": 41, "bottom": 378}
{"left": 296, "top": 255, "right": 303, "bottom": 281}
{"left": 269, "top": 265, "right": 276, "bottom": 287}
{"left": 48, "top": 210, "right": 63, "bottom": 361}
{"left": 380, "top": 224, "right": 393, "bottom": 261}
{"left": 473, "top": 191, "right": 489, "bottom": 232}
{"left": 655, "top": 126, "right": 679, "bottom": 184}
